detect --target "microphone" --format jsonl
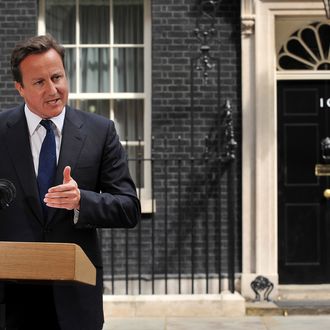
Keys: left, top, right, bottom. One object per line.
{"left": 0, "top": 179, "right": 16, "bottom": 210}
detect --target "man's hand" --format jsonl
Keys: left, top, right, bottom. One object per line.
{"left": 44, "top": 166, "right": 81, "bottom": 210}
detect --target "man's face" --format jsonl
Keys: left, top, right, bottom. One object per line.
{"left": 15, "top": 48, "right": 69, "bottom": 119}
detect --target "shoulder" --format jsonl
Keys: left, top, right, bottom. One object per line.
{"left": 66, "top": 105, "right": 114, "bottom": 127}
{"left": 64, "top": 106, "right": 117, "bottom": 141}
{"left": 0, "top": 104, "right": 25, "bottom": 128}
{"left": 0, "top": 104, "right": 23, "bottom": 118}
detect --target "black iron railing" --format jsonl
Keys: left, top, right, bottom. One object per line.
{"left": 100, "top": 102, "right": 237, "bottom": 295}
{"left": 100, "top": 1, "right": 238, "bottom": 296}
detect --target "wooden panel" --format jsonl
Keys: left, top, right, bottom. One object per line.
{"left": 283, "top": 87, "right": 319, "bottom": 115}
{"left": 284, "top": 124, "right": 318, "bottom": 185}
{"left": 0, "top": 242, "right": 96, "bottom": 285}
{"left": 284, "top": 203, "right": 320, "bottom": 265}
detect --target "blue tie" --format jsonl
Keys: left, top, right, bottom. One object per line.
{"left": 37, "top": 120, "right": 57, "bottom": 215}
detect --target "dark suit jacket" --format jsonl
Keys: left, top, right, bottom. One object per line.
{"left": 0, "top": 104, "right": 140, "bottom": 329}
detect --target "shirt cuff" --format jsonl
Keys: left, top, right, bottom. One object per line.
{"left": 73, "top": 209, "right": 80, "bottom": 224}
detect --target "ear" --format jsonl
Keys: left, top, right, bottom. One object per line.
{"left": 15, "top": 81, "right": 24, "bottom": 97}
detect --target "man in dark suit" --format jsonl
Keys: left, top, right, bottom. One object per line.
{"left": 0, "top": 34, "right": 140, "bottom": 329}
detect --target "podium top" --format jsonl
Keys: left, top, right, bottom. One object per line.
{"left": 0, "top": 242, "right": 96, "bottom": 286}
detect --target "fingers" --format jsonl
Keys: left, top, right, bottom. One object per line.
{"left": 45, "top": 187, "right": 80, "bottom": 210}
{"left": 44, "top": 165, "right": 81, "bottom": 210}
{"left": 44, "top": 194, "right": 80, "bottom": 210}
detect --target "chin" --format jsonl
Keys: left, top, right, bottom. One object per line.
{"left": 48, "top": 106, "right": 64, "bottom": 116}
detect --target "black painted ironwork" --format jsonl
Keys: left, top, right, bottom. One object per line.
{"left": 164, "top": 138, "right": 168, "bottom": 294}
{"left": 177, "top": 136, "right": 183, "bottom": 294}
{"left": 104, "top": 130, "right": 237, "bottom": 294}
{"left": 251, "top": 276, "right": 274, "bottom": 302}
{"left": 138, "top": 138, "right": 143, "bottom": 294}
{"left": 191, "top": 0, "right": 237, "bottom": 294}
{"left": 194, "top": 0, "right": 220, "bottom": 82}
{"left": 222, "top": 100, "right": 237, "bottom": 162}
{"left": 321, "top": 137, "right": 330, "bottom": 160}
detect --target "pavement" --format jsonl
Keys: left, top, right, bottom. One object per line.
{"left": 102, "top": 286, "right": 330, "bottom": 330}
{"left": 102, "top": 299, "right": 330, "bottom": 330}
{"left": 103, "top": 315, "right": 330, "bottom": 330}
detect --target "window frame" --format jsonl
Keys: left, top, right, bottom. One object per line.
{"left": 38, "top": 0, "right": 152, "bottom": 213}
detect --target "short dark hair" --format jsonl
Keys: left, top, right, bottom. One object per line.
{"left": 11, "top": 34, "right": 65, "bottom": 84}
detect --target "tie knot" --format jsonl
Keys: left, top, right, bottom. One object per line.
{"left": 40, "top": 120, "right": 53, "bottom": 132}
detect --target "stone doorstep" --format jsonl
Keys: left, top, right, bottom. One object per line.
{"left": 278, "top": 284, "right": 330, "bottom": 301}
{"left": 246, "top": 300, "right": 330, "bottom": 316}
{"left": 102, "top": 292, "right": 245, "bottom": 320}
{"left": 246, "top": 285, "right": 330, "bottom": 316}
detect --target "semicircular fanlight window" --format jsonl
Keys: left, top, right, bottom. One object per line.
{"left": 277, "top": 22, "right": 330, "bottom": 70}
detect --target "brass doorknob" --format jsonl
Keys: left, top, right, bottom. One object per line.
{"left": 324, "top": 189, "right": 330, "bottom": 199}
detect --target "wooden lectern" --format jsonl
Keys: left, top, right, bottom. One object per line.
{"left": 0, "top": 242, "right": 96, "bottom": 328}
{"left": 0, "top": 241, "right": 96, "bottom": 285}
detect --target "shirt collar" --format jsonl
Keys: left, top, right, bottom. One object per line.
{"left": 24, "top": 104, "right": 66, "bottom": 136}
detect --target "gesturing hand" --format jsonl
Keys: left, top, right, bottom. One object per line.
{"left": 44, "top": 166, "right": 81, "bottom": 210}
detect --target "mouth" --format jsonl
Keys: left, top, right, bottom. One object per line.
{"left": 46, "top": 98, "right": 61, "bottom": 105}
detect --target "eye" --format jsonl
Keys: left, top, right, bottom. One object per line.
{"left": 52, "top": 74, "right": 62, "bottom": 82}
{"left": 33, "top": 80, "right": 43, "bottom": 86}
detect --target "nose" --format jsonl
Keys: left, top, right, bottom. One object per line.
{"left": 46, "top": 80, "right": 57, "bottom": 95}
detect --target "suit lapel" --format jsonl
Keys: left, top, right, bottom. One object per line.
{"left": 47, "top": 106, "right": 86, "bottom": 223}
{"left": 5, "top": 105, "right": 44, "bottom": 224}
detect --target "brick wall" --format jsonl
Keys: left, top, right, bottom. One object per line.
{"left": 152, "top": 0, "right": 241, "bottom": 144}
{"left": 150, "top": 0, "right": 242, "bottom": 274}
{"left": 0, "top": 0, "right": 37, "bottom": 110}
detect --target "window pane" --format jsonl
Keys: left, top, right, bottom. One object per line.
{"left": 80, "top": 48, "right": 110, "bottom": 92}
{"left": 114, "top": 99, "right": 144, "bottom": 141}
{"left": 113, "top": 0, "right": 143, "bottom": 44}
{"left": 67, "top": 99, "right": 77, "bottom": 109}
{"left": 46, "top": 0, "right": 75, "bottom": 44}
{"left": 65, "top": 48, "right": 76, "bottom": 93}
{"left": 80, "top": 0, "right": 109, "bottom": 44}
{"left": 79, "top": 99, "right": 110, "bottom": 118}
{"left": 113, "top": 48, "right": 144, "bottom": 92}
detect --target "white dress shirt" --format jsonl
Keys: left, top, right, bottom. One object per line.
{"left": 24, "top": 104, "right": 65, "bottom": 176}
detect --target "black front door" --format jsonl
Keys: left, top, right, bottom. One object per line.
{"left": 278, "top": 80, "right": 330, "bottom": 284}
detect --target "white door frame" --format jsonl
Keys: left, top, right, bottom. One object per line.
{"left": 240, "top": 0, "right": 325, "bottom": 299}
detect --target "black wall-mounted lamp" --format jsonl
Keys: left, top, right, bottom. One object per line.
{"left": 324, "top": 0, "right": 330, "bottom": 18}
{"left": 194, "top": 0, "right": 220, "bottom": 81}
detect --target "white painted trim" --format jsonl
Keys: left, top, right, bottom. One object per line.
{"left": 37, "top": 1, "right": 45, "bottom": 35}
{"left": 277, "top": 70, "right": 330, "bottom": 80}
{"left": 240, "top": 0, "right": 326, "bottom": 300}
{"left": 143, "top": 0, "right": 152, "bottom": 205}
